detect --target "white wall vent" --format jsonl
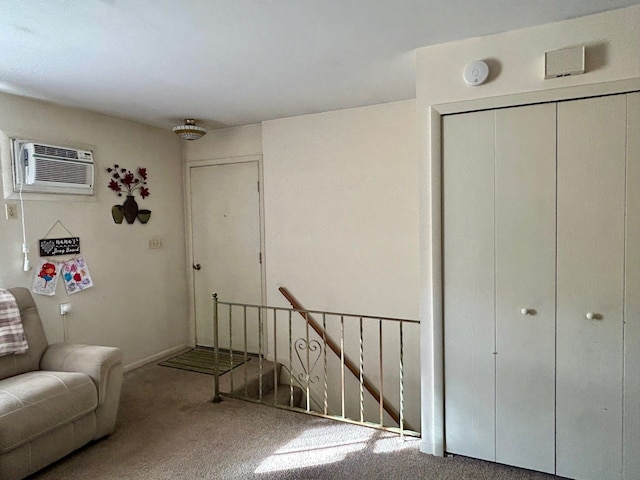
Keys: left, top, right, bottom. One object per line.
{"left": 12, "top": 140, "right": 94, "bottom": 195}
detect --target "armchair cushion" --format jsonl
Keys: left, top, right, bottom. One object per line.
{"left": 40, "top": 343, "right": 123, "bottom": 406}
{"left": 0, "top": 371, "right": 97, "bottom": 454}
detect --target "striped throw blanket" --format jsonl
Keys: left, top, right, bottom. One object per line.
{"left": 0, "top": 289, "right": 28, "bottom": 356}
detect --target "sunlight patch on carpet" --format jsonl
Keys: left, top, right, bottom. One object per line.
{"left": 254, "top": 425, "right": 374, "bottom": 473}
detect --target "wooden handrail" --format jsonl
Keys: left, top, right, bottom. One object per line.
{"left": 278, "top": 286, "right": 410, "bottom": 430}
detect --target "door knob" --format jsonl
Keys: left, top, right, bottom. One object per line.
{"left": 585, "top": 312, "right": 601, "bottom": 320}
{"left": 193, "top": 264, "right": 201, "bottom": 271}
{"left": 520, "top": 308, "right": 535, "bottom": 316}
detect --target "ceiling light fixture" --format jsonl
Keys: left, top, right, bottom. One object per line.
{"left": 172, "top": 119, "right": 208, "bottom": 140}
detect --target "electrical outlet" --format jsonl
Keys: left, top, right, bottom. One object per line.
{"left": 5, "top": 203, "right": 17, "bottom": 220}
{"left": 148, "top": 238, "right": 163, "bottom": 249}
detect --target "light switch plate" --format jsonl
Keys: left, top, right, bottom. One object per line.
{"left": 148, "top": 238, "right": 163, "bottom": 249}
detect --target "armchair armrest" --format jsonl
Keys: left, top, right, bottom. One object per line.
{"left": 40, "top": 343, "right": 123, "bottom": 406}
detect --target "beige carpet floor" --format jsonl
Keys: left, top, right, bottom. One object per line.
{"left": 29, "top": 358, "right": 565, "bottom": 480}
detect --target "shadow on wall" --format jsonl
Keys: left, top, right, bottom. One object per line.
{"left": 586, "top": 42, "right": 609, "bottom": 72}
{"left": 484, "top": 58, "right": 502, "bottom": 84}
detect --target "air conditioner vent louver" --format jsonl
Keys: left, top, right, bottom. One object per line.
{"left": 35, "top": 158, "right": 90, "bottom": 185}
{"left": 11, "top": 139, "right": 95, "bottom": 195}
{"left": 33, "top": 144, "right": 79, "bottom": 159}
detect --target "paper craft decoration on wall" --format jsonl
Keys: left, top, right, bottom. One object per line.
{"left": 62, "top": 257, "right": 94, "bottom": 295}
{"left": 32, "top": 259, "right": 60, "bottom": 296}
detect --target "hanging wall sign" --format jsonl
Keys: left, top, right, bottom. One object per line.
{"left": 39, "top": 237, "right": 81, "bottom": 257}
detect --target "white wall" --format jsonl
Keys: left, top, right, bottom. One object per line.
{"left": 183, "top": 123, "right": 262, "bottom": 161}
{"left": 262, "top": 100, "right": 420, "bottom": 429}
{"left": 416, "top": 5, "right": 640, "bottom": 455}
{"left": 262, "top": 100, "right": 419, "bottom": 318}
{"left": 0, "top": 92, "right": 189, "bottom": 369}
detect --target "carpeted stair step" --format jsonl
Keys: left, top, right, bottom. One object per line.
{"left": 222, "top": 359, "right": 277, "bottom": 398}
{"left": 262, "top": 382, "right": 304, "bottom": 408}
{"left": 220, "top": 358, "right": 304, "bottom": 408}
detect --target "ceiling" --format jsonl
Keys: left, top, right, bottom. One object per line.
{"left": 1, "top": 0, "right": 638, "bottom": 130}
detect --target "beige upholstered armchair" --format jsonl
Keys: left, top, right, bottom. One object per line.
{"left": 0, "top": 287, "right": 123, "bottom": 480}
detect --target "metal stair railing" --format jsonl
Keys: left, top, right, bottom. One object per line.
{"left": 278, "top": 286, "right": 413, "bottom": 431}
{"left": 211, "top": 291, "right": 420, "bottom": 437}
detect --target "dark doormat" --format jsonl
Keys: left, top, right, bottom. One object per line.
{"left": 159, "top": 347, "right": 249, "bottom": 376}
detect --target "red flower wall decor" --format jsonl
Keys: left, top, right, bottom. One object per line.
{"left": 106, "top": 165, "right": 150, "bottom": 199}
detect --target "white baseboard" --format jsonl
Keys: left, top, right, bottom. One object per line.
{"left": 124, "top": 344, "right": 190, "bottom": 373}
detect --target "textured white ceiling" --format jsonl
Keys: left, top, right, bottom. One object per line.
{"left": 0, "top": 0, "right": 638, "bottom": 129}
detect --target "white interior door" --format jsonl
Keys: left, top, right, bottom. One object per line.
{"left": 444, "top": 104, "right": 557, "bottom": 470}
{"left": 190, "top": 161, "right": 262, "bottom": 349}
{"left": 624, "top": 92, "right": 640, "bottom": 480}
{"left": 443, "top": 109, "right": 496, "bottom": 461}
{"left": 556, "top": 95, "right": 626, "bottom": 480}
{"left": 494, "top": 103, "right": 556, "bottom": 473}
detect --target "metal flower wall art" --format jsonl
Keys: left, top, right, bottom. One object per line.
{"left": 106, "top": 164, "right": 151, "bottom": 224}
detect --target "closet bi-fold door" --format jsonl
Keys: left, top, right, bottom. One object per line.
{"left": 556, "top": 95, "right": 626, "bottom": 480}
{"left": 494, "top": 103, "right": 556, "bottom": 474}
{"left": 443, "top": 103, "right": 556, "bottom": 469}
{"left": 624, "top": 92, "right": 640, "bottom": 480}
{"left": 443, "top": 109, "right": 496, "bottom": 462}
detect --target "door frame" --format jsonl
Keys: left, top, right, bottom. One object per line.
{"left": 422, "top": 78, "right": 640, "bottom": 457}
{"left": 184, "top": 155, "right": 266, "bottom": 347}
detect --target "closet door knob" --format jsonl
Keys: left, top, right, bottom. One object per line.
{"left": 521, "top": 308, "right": 533, "bottom": 316}
{"left": 585, "top": 312, "right": 601, "bottom": 320}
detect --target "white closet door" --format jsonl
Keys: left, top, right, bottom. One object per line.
{"left": 494, "top": 103, "right": 557, "bottom": 473}
{"left": 624, "top": 92, "right": 640, "bottom": 480}
{"left": 443, "top": 110, "right": 496, "bottom": 461}
{"left": 556, "top": 95, "right": 626, "bottom": 480}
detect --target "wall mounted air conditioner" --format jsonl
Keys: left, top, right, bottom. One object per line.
{"left": 12, "top": 140, "right": 94, "bottom": 195}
